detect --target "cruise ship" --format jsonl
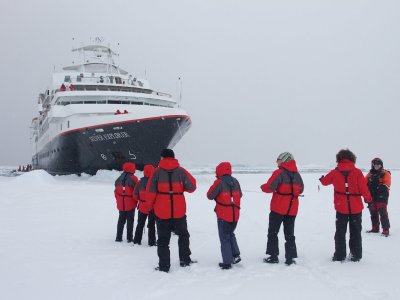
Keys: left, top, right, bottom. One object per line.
{"left": 31, "top": 42, "right": 191, "bottom": 175}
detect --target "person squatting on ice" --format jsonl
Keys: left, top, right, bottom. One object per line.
{"left": 319, "top": 149, "right": 372, "bottom": 262}
{"left": 365, "top": 158, "right": 391, "bottom": 237}
{"left": 146, "top": 149, "right": 197, "bottom": 273}
{"left": 261, "top": 152, "right": 304, "bottom": 266}
{"left": 114, "top": 162, "right": 139, "bottom": 242}
{"left": 133, "top": 164, "right": 156, "bottom": 246}
{"left": 207, "top": 162, "right": 243, "bottom": 270}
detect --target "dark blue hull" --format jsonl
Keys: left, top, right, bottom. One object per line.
{"left": 32, "top": 115, "right": 191, "bottom": 175}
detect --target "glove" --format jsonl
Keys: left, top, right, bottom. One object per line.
{"left": 319, "top": 175, "right": 324, "bottom": 182}
{"left": 367, "top": 202, "right": 374, "bottom": 209}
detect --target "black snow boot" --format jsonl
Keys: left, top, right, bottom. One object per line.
{"left": 219, "top": 263, "right": 232, "bottom": 270}
{"left": 263, "top": 255, "right": 279, "bottom": 264}
{"left": 285, "top": 258, "right": 296, "bottom": 266}
{"left": 332, "top": 255, "right": 345, "bottom": 262}
{"left": 155, "top": 266, "right": 169, "bottom": 273}
{"left": 233, "top": 255, "right": 241, "bottom": 264}
{"left": 180, "top": 259, "right": 197, "bottom": 267}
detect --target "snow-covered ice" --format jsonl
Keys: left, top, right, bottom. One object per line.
{"left": 0, "top": 168, "right": 399, "bottom": 299}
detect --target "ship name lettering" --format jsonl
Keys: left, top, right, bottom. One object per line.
{"left": 89, "top": 132, "right": 130, "bottom": 142}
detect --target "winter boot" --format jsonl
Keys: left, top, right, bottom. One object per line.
{"left": 263, "top": 255, "right": 279, "bottom": 264}
{"left": 349, "top": 254, "right": 361, "bottom": 262}
{"left": 382, "top": 229, "right": 389, "bottom": 237}
{"left": 155, "top": 266, "right": 169, "bottom": 273}
{"left": 180, "top": 259, "right": 197, "bottom": 267}
{"left": 332, "top": 255, "right": 345, "bottom": 262}
{"left": 285, "top": 258, "right": 296, "bottom": 266}
{"left": 219, "top": 263, "right": 232, "bottom": 270}
{"left": 115, "top": 237, "right": 123, "bottom": 242}
{"left": 367, "top": 225, "right": 379, "bottom": 233}
{"left": 233, "top": 255, "right": 241, "bottom": 264}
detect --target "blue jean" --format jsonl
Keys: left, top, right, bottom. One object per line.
{"left": 217, "top": 218, "right": 240, "bottom": 264}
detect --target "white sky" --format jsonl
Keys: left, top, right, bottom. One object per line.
{"left": 0, "top": 0, "right": 399, "bottom": 168}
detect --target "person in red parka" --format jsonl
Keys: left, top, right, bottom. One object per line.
{"left": 133, "top": 164, "right": 156, "bottom": 246}
{"left": 114, "top": 162, "right": 139, "bottom": 242}
{"left": 146, "top": 149, "right": 196, "bottom": 273}
{"left": 261, "top": 152, "right": 304, "bottom": 265}
{"left": 365, "top": 157, "right": 391, "bottom": 237}
{"left": 207, "top": 162, "right": 243, "bottom": 270}
{"left": 319, "top": 149, "right": 372, "bottom": 262}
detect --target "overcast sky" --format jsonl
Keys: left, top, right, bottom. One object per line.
{"left": 0, "top": 0, "right": 399, "bottom": 169}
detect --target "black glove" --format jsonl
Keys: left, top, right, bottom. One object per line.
{"left": 367, "top": 202, "right": 374, "bottom": 209}
{"left": 319, "top": 175, "right": 324, "bottom": 182}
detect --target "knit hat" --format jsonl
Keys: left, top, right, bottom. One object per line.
{"left": 160, "top": 148, "right": 175, "bottom": 158}
{"left": 372, "top": 157, "right": 383, "bottom": 167}
{"left": 277, "top": 152, "right": 294, "bottom": 163}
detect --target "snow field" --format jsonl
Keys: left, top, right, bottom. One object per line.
{"left": 0, "top": 170, "right": 399, "bottom": 300}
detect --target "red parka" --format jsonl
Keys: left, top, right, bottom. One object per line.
{"left": 260, "top": 160, "right": 304, "bottom": 216}
{"left": 114, "top": 162, "right": 139, "bottom": 211}
{"left": 207, "top": 162, "right": 242, "bottom": 222}
{"left": 146, "top": 157, "right": 196, "bottom": 220}
{"left": 320, "top": 159, "right": 372, "bottom": 214}
{"left": 133, "top": 165, "right": 155, "bottom": 214}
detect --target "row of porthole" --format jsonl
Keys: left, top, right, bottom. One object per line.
{"left": 39, "top": 147, "right": 69, "bottom": 159}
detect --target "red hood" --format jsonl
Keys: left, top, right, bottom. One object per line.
{"left": 158, "top": 157, "right": 180, "bottom": 170}
{"left": 216, "top": 162, "right": 232, "bottom": 178}
{"left": 280, "top": 160, "right": 298, "bottom": 172}
{"left": 122, "top": 162, "right": 136, "bottom": 173}
{"left": 336, "top": 159, "right": 356, "bottom": 172}
{"left": 144, "top": 165, "right": 155, "bottom": 177}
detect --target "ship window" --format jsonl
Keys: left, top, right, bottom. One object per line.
{"left": 67, "top": 121, "right": 70, "bottom": 128}
{"left": 108, "top": 100, "right": 121, "bottom": 104}
{"left": 130, "top": 101, "right": 143, "bottom": 105}
{"left": 64, "top": 75, "right": 71, "bottom": 82}
{"left": 121, "top": 101, "right": 130, "bottom": 105}
{"left": 97, "top": 100, "right": 106, "bottom": 104}
{"left": 84, "top": 101, "right": 96, "bottom": 104}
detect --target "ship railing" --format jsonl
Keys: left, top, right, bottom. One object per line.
{"left": 64, "top": 74, "right": 145, "bottom": 87}
{"left": 60, "top": 75, "right": 172, "bottom": 98}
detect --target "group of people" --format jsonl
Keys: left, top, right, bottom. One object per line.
{"left": 113, "top": 148, "right": 392, "bottom": 272}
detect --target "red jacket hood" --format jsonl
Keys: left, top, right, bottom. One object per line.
{"left": 216, "top": 162, "right": 232, "bottom": 178}
{"left": 122, "top": 162, "right": 136, "bottom": 173}
{"left": 158, "top": 157, "right": 180, "bottom": 170}
{"left": 143, "top": 165, "right": 155, "bottom": 177}
{"left": 336, "top": 159, "right": 356, "bottom": 172}
{"left": 280, "top": 160, "right": 298, "bottom": 172}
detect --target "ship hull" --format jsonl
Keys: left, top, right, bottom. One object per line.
{"left": 32, "top": 115, "right": 191, "bottom": 175}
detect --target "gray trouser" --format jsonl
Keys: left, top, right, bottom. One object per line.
{"left": 217, "top": 218, "right": 240, "bottom": 264}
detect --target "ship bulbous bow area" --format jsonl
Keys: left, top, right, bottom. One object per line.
{"left": 32, "top": 115, "right": 191, "bottom": 175}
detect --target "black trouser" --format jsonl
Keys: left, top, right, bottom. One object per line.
{"left": 369, "top": 203, "right": 390, "bottom": 230}
{"left": 133, "top": 211, "right": 156, "bottom": 245}
{"left": 334, "top": 212, "right": 362, "bottom": 259}
{"left": 116, "top": 209, "right": 135, "bottom": 241}
{"left": 218, "top": 219, "right": 240, "bottom": 264}
{"left": 156, "top": 216, "right": 191, "bottom": 271}
{"left": 266, "top": 211, "right": 297, "bottom": 259}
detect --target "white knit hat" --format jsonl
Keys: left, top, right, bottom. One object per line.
{"left": 277, "top": 152, "right": 294, "bottom": 163}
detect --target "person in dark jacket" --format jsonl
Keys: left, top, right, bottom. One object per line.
{"left": 207, "top": 162, "right": 243, "bottom": 270}
{"left": 320, "top": 149, "right": 372, "bottom": 262}
{"left": 133, "top": 164, "right": 157, "bottom": 246}
{"left": 260, "top": 152, "right": 304, "bottom": 265}
{"left": 114, "top": 162, "right": 139, "bottom": 242}
{"left": 146, "top": 149, "right": 197, "bottom": 273}
{"left": 365, "top": 157, "right": 391, "bottom": 237}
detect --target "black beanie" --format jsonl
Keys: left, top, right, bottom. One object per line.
{"left": 372, "top": 157, "right": 383, "bottom": 167}
{"left": 161, "top": 148, "right": 175, "bottom": 158}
